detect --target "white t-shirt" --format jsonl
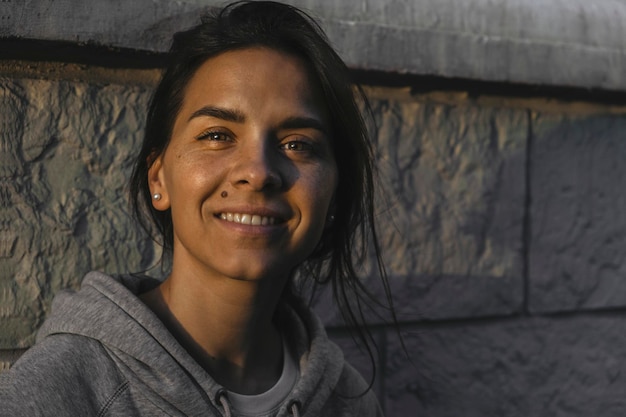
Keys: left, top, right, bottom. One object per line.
{"left": 227, "top": 337, "right": 299, "bottom": 417}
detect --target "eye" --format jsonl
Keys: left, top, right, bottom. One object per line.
{"left": 281, "top": 140, "right": 314, "bottom": 152}
{"left": 196, "top": 129, "right": 233, "bottom": 142}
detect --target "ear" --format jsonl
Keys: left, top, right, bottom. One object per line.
{"left": 147, "top": 154, "right": 171, "bottom": 211}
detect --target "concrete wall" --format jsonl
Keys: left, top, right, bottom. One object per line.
{"left": 3, "top": 1, "right": 626, "bottom": 416}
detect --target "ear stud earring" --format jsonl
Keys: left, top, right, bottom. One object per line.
{"left": 153, "top": 193, "right": 162, "bottom": 201}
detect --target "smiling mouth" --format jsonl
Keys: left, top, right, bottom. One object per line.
{"left": 218, "top": 212, "right": 280, "bottom": 226}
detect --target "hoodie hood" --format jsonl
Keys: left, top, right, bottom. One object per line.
{"left": 36, "top": 271, "right": 346, "bottom": 416}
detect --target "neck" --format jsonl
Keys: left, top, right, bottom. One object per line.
{"left": 140, "top": 264, "right": 289, "bottom": 394}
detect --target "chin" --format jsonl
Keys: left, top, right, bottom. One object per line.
{"left": 220, "top": 262, "right": 292, "bottom": 283}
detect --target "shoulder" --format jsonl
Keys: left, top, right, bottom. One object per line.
{"left": 317, "top": 360, "right": 384, "bottom": 417}
{"left": 335, "top": 362, "right": 384, "bottom": 417}
{"left": 0, "top": 334, "right": 129, "bottom": 416}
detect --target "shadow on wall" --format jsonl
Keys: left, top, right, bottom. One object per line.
{"left": 315, "top": 94, "right": 626, "bottom": 417}
{"left": 384, "top": 109, "right": 626, "bottom": 417}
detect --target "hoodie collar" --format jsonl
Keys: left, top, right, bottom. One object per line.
{"left": 38, "top": 271, "right": 346, "bottom": 417}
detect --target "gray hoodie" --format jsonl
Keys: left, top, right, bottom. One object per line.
{"left": 0, "top": 271, "right": 382, "bottom": 416}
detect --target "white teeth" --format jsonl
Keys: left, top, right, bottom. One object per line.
{"left": 219, "top": 212, "right": 277, "bottom": 225}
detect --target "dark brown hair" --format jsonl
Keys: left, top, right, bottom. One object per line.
{"left": 129, "top": 0, "right": 398, "bottom": 389}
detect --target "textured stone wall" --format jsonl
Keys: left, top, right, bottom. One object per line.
{"left": 315, "top": 93, "right": 626, "bottom": 416}
{"left": 2, "top": 65, "right": 626, "bottom": 416}
{"left": 0, "top": 74, "right": 163, "bottom": 350}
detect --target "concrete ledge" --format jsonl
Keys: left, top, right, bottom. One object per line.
{"left": 2, "top": 0, "right": 626, "bottom": 91}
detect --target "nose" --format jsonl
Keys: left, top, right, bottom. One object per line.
{"left": 229, "top": 140, "right": 283, "bottom": 191}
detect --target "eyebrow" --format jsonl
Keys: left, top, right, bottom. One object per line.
{"left": 188, "top": 106, "right": 328, "bottom": 134}
{"left": 188, "top": 106, "right": 246, "bottom": 123}
{"left": 279, "top": 116, "right": 329, "bottom": 135}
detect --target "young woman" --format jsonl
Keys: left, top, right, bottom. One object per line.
{"left": 1, "top": 2, "right": 393, "bottom": 416}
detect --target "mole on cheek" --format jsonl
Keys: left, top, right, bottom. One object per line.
{"left": 221, "top": 191, "right": 228, "bottom": 198}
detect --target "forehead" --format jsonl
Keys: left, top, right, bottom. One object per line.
{"left": 177, "top": 47, "right": 327, "bottom": 120}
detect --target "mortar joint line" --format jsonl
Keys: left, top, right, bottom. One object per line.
{"left": 521, "top": 109, "right": 533, "bottom": 315}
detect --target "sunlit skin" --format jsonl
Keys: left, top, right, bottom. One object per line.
{"left": 140, "top": 48, "right": 338, "bottom": 394}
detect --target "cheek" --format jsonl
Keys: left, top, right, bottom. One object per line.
{"left": 164, "top": 155, "right": 224, "bottom": 204}
{"left": 304, "top": 166, "right": 338, "bottom": 222}
{"left": 166, "top": 161, "right": 224, "bottom": 239}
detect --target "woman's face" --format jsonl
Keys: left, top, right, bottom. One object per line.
{"left": 149, "top": 47, "right": 338, "bottom": 282}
